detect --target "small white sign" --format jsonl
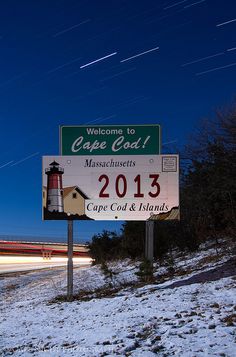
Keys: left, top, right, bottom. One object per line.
{"left": 162, "top": 156, "right": 177, "bottom": 172}
{"left": 42, "top": 155, "right": 179, "bottom": 221}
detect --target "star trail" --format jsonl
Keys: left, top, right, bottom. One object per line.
{"left": 80, "top": 52, "right": 118, "bottom": 69}
{"left": 120, "top": 47, "right": 160, "bottom": 63}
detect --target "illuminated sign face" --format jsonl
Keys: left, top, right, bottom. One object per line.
{"left": 42, "top": 155, "right": 179, "bottom": 221}
{"left": 60, "top": 124, "right": 161, "bottom": 156}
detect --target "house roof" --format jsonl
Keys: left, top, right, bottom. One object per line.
{"left": 43, "top": 186, "right": 88, "bottom": 199}
{"left": 63, "top": 186, "right": 89, "bottom": 199}
{"left": 63, "top": 186, "right": 76, "bottom": 197}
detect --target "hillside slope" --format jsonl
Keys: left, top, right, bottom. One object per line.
{"left": 0, "top": 239, "right": 236, "bottom": 356}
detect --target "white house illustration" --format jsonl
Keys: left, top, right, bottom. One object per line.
{"left": 43, "top": 186, "right": 88, "bottom": 216}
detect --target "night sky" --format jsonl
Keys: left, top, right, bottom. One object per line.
{"left": 0, "top": 0, "right": 235, "bottom": 243}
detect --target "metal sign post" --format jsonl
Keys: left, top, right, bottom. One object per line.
{"left": 67, "top": 219, "right": 73, "bottom": 301}
{"left": 145, "top": 220, "right": 154, "bottom": 264}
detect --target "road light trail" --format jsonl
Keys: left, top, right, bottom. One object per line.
{"left": 0, "top": 256, "right": 91, "bottom": 274}
{"left": 181, "top": 52, "right": 224, "bottom": 66}
{"left": 196, "top": 62, "right": 236, "bottom": 75}
{"left": 80, "top": 52, "right": 117, "bottom": 69}
{"left": 53, "top": 19, "right": 90, "bottom": 37}
{"left": 216, "top": 18, "right": 236, "bottom": 27}
{"left": 120, "top": 46, "right": 159, "bottom": 63}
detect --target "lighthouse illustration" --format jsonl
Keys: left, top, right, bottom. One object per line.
{"left": 45, "top": 161, "right": 64, "bottom": 212}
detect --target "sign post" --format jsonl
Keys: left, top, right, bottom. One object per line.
{"left": 67, "top": 218, "right": 73, "bottom": 301}
{"left": 145, "top": 220, "right": 154, "bottom": 263}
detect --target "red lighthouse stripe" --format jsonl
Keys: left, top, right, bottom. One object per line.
{"left": 48, "top": 174, "right": 63, "bottom": 189}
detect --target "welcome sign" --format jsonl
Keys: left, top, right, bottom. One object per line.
{"left": 60, "top": 124, "right": 161, "bottom": 155}
{"left": 42, "top": 155, "right": 179, "bottom": 221}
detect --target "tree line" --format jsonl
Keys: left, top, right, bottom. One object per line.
{"left": 89, "top": 101, "right": 236, "bottom": 264}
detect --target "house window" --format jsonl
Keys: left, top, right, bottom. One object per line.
{"left": 72, "top": 193, "right": 77, "bottom": 199}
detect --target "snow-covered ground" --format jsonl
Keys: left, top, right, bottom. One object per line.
{"left": 1, "top": 239, "right": 236, "bottom": 356}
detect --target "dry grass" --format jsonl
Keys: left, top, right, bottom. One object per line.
{"left": 198, "top": 254, "right": 224, "bottom": 267}
{"left": 5, "top": 284, "right": 19, "bottom": 292}
{"left": 221, "top": 313, "right": 236, "bottom": 326}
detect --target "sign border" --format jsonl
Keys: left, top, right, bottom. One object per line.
{"left": 42, "top": 153, "right": 180, "bottom": 221}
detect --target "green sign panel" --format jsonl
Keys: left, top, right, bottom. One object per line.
{"left": 60, "top": 124, "right": 161, "bottom": 155}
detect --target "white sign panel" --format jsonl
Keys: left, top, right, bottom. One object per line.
{"left": 42, "top": 155, "right": 179, "bottom": 221}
